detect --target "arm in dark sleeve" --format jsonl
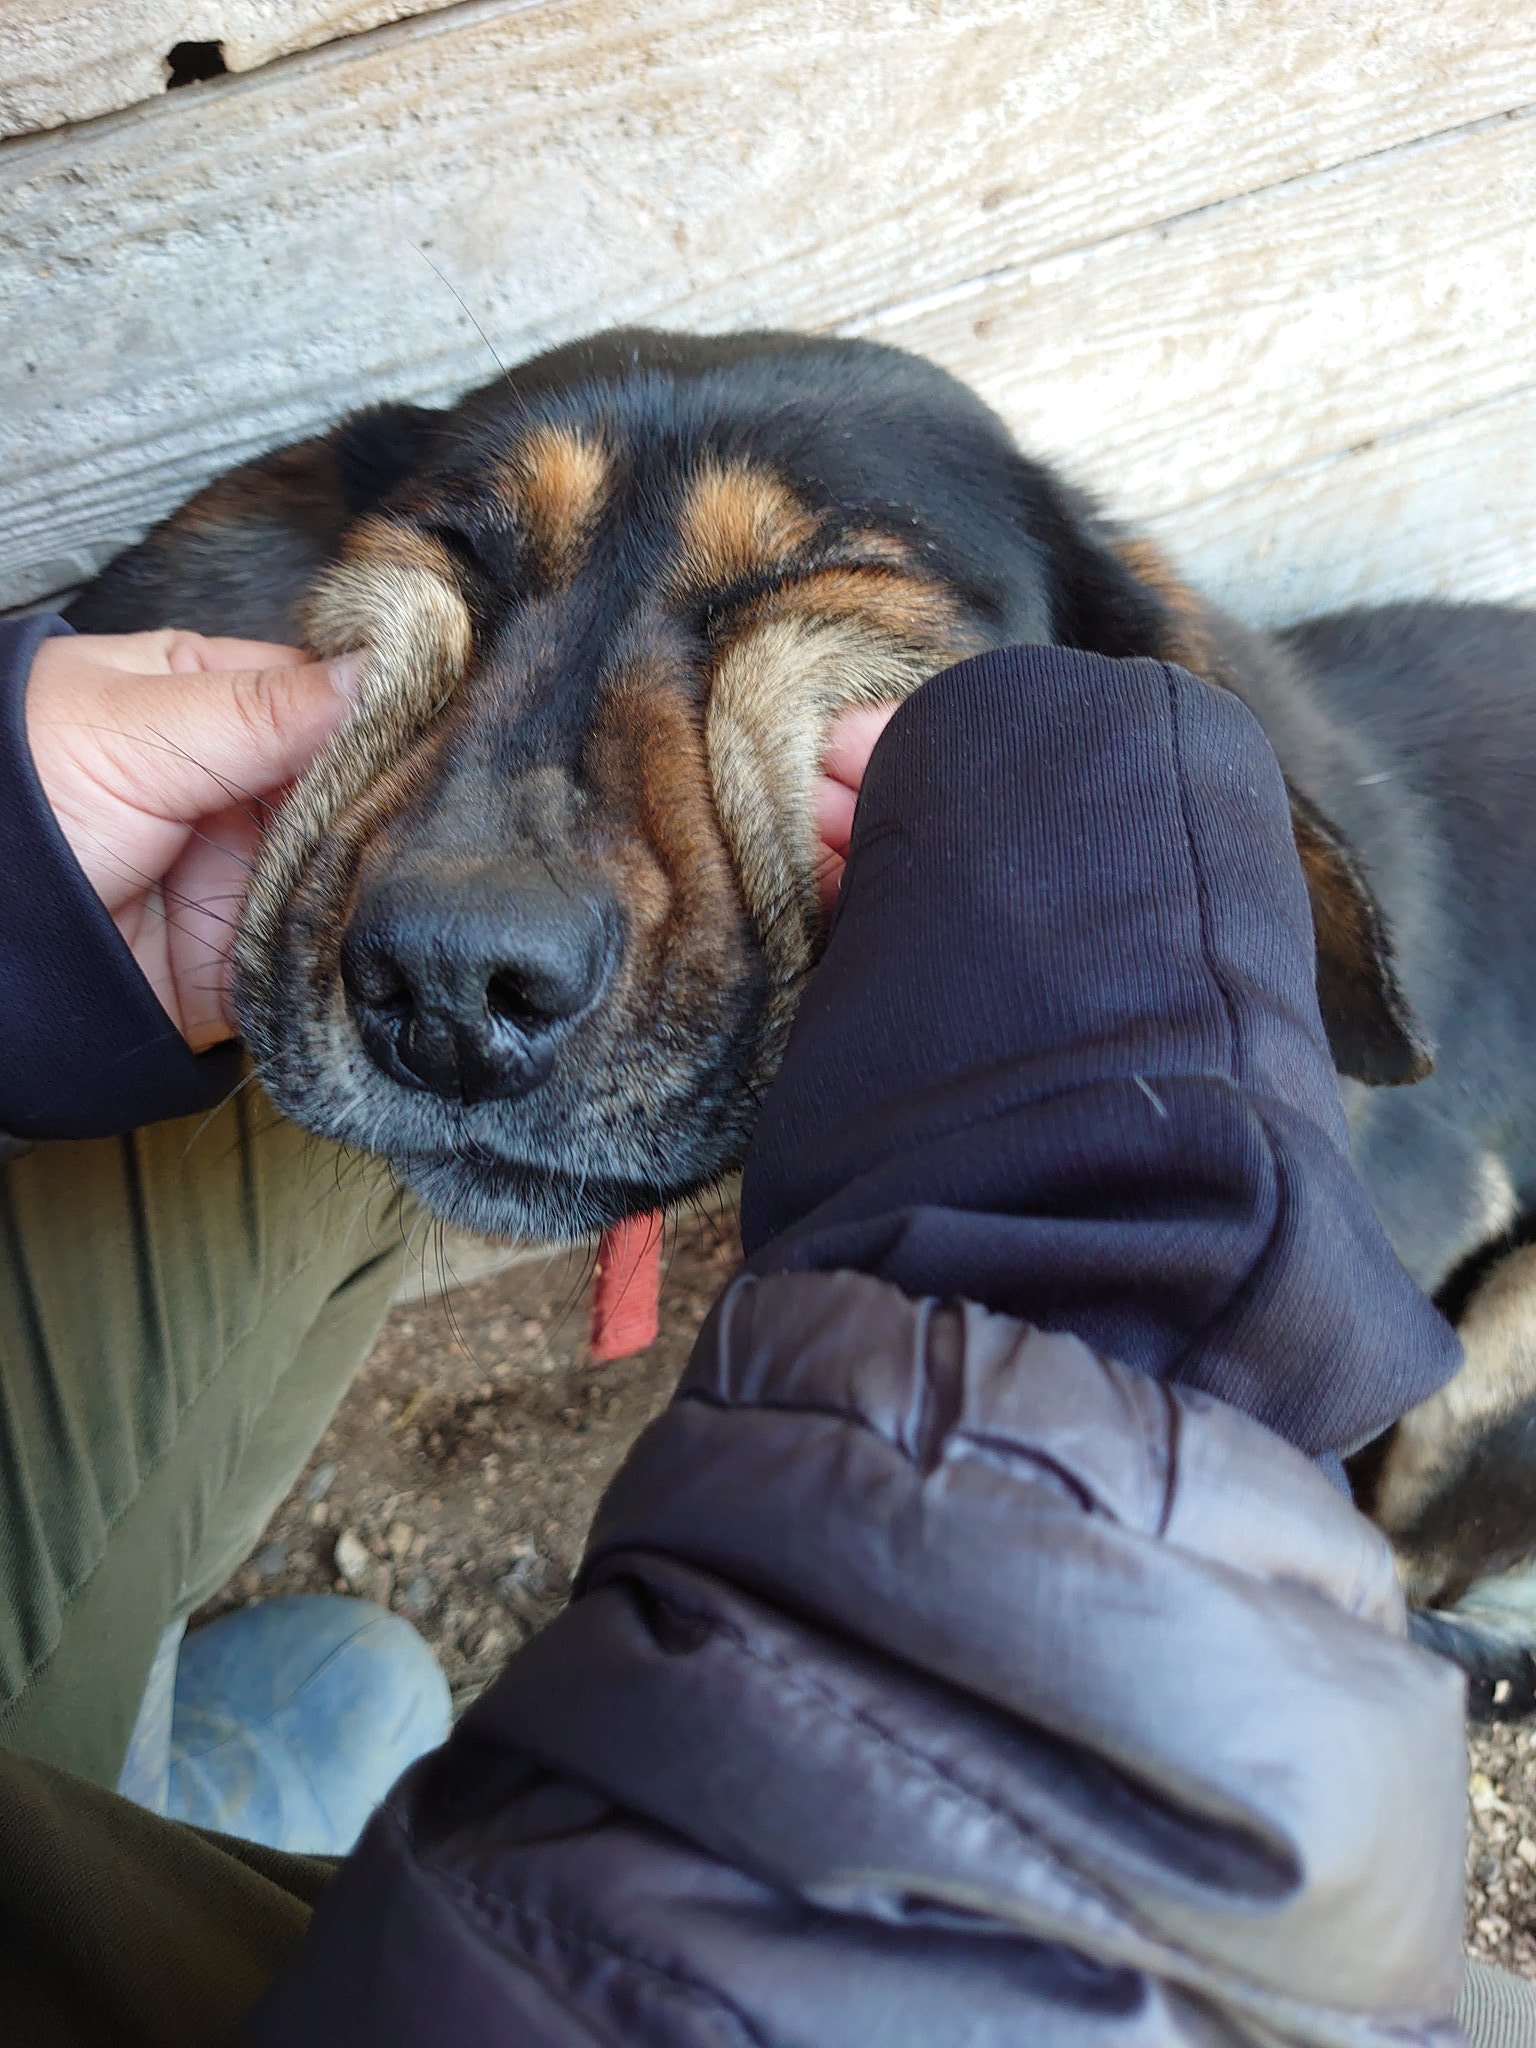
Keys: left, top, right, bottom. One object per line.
{"left": 741, "top": 647, "right": 1459, "bottom": 1462}
{"left": 0, "top": 615, "right": 240, "bottom": 1142}
{"left": 244, "top": 647, "right": 1468, "bottom": 2048}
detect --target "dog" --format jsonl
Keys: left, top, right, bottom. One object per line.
{"left": 67, "top": 325, "right": 1536, "bottom": 1710}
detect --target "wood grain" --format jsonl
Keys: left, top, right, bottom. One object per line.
{"left": 2, "top": 0, "right": 1533, "bottom": 622}
{"left": 848, "top": 105, "right": 1536, "bottom": 601}
{"left": 1148, "top": 382, "right": 1536, "bottom": 625}
{"left": 0, "top": 0, "right": 460, "bottom": 136}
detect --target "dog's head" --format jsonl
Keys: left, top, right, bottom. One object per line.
{"left": 214, "top": 328, "right": 1425, "bottom": 1241}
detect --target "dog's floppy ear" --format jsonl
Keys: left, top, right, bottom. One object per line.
{"left": 1285, "top": 783, "right": 1433, "bottom": 1084}
{"left": 68, "top": 402, "right": 443, "bottom": 642}
{"left": 1030, "top": 482, "right": 1432, "bottom": 1087}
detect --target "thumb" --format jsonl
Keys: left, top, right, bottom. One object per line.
{"left": 94, "top": 650, "right": 362, "bottom": 823}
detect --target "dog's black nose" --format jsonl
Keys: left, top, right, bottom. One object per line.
{"left": 340, "top": 862, "right": 615, "bottom": 1104}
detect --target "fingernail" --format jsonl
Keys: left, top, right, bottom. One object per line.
{"left": 325, "top": 649, "right": 367, "bottom": 700}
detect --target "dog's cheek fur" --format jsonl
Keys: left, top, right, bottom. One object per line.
{"left": 706, "top": 609, "right": 964, "bottom": 1066}
{"left": 232, "top": 532, "right": 473, "bottom": 1045}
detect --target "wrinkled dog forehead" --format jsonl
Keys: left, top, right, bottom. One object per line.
{"left": 238, "top": 402, "right": 983, "bottom": 1016}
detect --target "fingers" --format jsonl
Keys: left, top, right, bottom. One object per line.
{"left": 65, "top": 630, "right": 316, "bottom": 677}
{"left": 812, "top": 776, "right": 859, "bottom": 861}
{"left": 821, "top": 704, "right": 898, "bottom": 793}
{"left": 42, "top": 645, "right": 362, "bottom": 822}
{"left": 25, "top": 628, "right": 365, "bottom": 1048}
{"left": 814, "top": 703, "right": 900, "bottom": 915}
{"left": 133, "top": 649, "right": 362, "bottom": 807}
{"left": 162, "top": 803, "right": 267, "bottom": 1049}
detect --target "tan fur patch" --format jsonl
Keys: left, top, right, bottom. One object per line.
{"left": 335, "top": 513, "right": 464, "bottom": 586}
{"left": 1113, "top": 535, "right": 1217, "bottom": 679}
{"left": 572, "top": 672, "right": 762, "bottom": 1128}
{"left": 743, "top": 564, "right": 966, "bottom": 649}
{"left": 707, "top": 609, "right": 970, "bottom": 1079}
{"left": 235, "top": 525, "right": 472, "bottom": 988}
{"left": 590, "top": 674, "right": 747, "bottom": 963}
{"left": 670, "top": 459, "right": 821, "bottom": 596}
{"left": 495, "top": 424, "right": 608, "bottom": 588}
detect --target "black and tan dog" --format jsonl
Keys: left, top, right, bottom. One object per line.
{"left": 68, "top": 327, "right": 1536, "bottom": 1708}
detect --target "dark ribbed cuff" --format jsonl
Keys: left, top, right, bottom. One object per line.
{"left": 739, "top": 647, "right": 1459, "bottom": 1461}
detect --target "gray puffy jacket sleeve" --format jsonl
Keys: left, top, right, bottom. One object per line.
{"left": 244, "top": 650, "right": 1468, "bottom": 2046}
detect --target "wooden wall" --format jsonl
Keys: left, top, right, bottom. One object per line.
{"left": 2, "top": 1, "right": 1532, "bottom": 627}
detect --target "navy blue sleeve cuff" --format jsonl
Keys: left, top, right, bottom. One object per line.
{"left": 0, "top": 615, "right": 241, "bottom": 1140}
{"left": 739, "top": 646, "right": 1460, "bottom": 1463}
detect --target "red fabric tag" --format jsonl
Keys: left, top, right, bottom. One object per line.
{"left": 589, "top": 1210, "right": 663, "bottom": 1363}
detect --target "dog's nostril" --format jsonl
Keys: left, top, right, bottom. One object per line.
{"left": 340, "top": 943, "right": 409, "bottom": 1012}
{"left": 485, "top": 969, "right": 545, "bottom": 1032}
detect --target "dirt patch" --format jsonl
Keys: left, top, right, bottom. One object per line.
{"left": 1467, "top": 1725, "right": 1536, "bottom": 1973}
{"left": 210, "top": 1208, "right": 738, "bottom": 1711}
{"left": 214, "top": 1204, "right": 1534, "bottom": 1979}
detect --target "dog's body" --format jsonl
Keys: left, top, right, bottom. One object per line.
{"left": 67, "top": 327, "right": 1536, "bottom": 1703}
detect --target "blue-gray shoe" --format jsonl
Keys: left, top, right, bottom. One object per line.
{"left": 118, "top": 1595, "right": 451, "bottom": 1854}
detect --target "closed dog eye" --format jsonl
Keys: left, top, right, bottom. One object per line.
{"left": 426, "top": 521, "right": 498, "bottom": 581}
{"left": 416, "top": 517, "right": 524, "bottom": 631}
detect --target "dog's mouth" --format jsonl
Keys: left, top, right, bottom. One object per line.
{"left": 236, "top": 901, "right": 770, "bottom": 1244}
{"left": 388, "top": 1148, "right": 676, "bottom": 1244}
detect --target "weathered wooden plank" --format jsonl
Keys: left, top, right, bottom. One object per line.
{"left": 2, "top": 0, "right": 1533, "bottom": 613}
{"left": 0, "top": 0, "right": 461, "bottom": 137}
{"left": 849, "top": 105, "right": 1536, "bottom": 537}
{"left": 1144, "top": 383, "right": 1536, "bottom": 626}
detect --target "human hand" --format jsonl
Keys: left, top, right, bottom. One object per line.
{"left": 26, "top": 630, "right": 360, "bottom": 1051}
{"left": 813, "top": 704, "right": 899, "bottom": 916}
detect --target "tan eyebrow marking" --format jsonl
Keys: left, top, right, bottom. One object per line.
{"left": 744, "top": 561, "right": 966, "bottom": 646}
{"left": 494, "top": 423, "right": 610, "bottom": 588}
{"left": 669, "top": 458, "right": 822, "bottom": 597}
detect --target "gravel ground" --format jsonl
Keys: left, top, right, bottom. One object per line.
{"left": 213, "top": 1205, "right": 1536, "bottom": 1979}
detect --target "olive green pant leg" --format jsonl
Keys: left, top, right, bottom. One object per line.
{"left": 0, "top": 1083, "right": 413, "bottom": 1787}
{"left": 0, "top": 1087, "right": 412, "bottom": 2045}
